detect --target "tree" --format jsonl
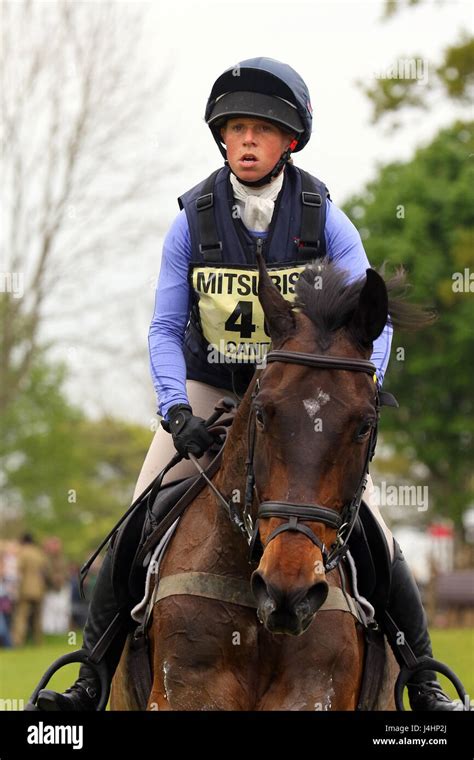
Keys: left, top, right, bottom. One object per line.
{"left": 0, "top": 352, "right": 152, "bottom": 560}
{"left": 1, "top": 0, "right": 173, "bottom": 417}
{"left": 344, "top": 121, "right": 474, "bottom": 524}
{"left": 359, "top": 1, "right": 473, "bottom": 127}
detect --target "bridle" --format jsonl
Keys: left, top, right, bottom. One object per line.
{"left": 240, "top": 349, "right": 381, "bottom": 572}
{"left": 189, "top": 347, "right": 385, "bottom": 573}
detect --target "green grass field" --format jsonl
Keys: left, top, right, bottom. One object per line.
{"left": 1, "top": 628, "right": 473, "bottom": 710}
{"left": 0, "top": 633, "right": 82, "bottom": 710}
{"left": 424, "top": 628, "right": 474, "bottom": 708}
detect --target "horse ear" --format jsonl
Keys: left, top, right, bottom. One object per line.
{"left": 257, "top": 251, "right": 296, "bottom": 344}
{"left": 350, "top": 268, "right": 388, "bottom": 346}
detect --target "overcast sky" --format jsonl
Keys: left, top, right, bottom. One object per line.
{"left": 143, "top": 0, "right": 472, "bottom": 204}
{"left": 44, "top": 0, "right": 473, "bottom": 426}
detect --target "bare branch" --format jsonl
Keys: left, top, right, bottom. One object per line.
{"left": 1, "top": 0, "right": 175, "bottom": 413}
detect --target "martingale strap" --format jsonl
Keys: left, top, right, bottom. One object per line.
{"left": 149, "top": 571, "right": 365, "bottom": 625}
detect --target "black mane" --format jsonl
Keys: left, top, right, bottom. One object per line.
{"left": 293, "top": 258, "right": 435, "bottom": 343}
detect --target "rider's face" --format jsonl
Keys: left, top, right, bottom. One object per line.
{"left": 220, "top": 118, "right": 294, "bottom": 182}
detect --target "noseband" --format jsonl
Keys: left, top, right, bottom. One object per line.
{"left": 243, "top": 349, "right": 380, "bottom": 572}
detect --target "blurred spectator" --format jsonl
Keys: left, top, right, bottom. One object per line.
{"left": 70, "top": 562, "right": 88, "bottom": 630}
{"left": 11, "top": 533, "right": 49, "bottom": 646}
{"left": 42, "top": 536, "right": 71, "bottom": 634}
{"left": 0, "top": 541, "right": 18, "bottom": 648}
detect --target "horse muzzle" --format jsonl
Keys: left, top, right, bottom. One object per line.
{"left": 251, "top": 571, "right": 329, "bottom": 636}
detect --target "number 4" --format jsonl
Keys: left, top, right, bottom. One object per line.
{"left": 224, "top": 301, "right": 257, "bottom": 339}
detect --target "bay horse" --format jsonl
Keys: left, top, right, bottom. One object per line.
{"left": 112, "top": 256, "right": 429, "bottom": 710}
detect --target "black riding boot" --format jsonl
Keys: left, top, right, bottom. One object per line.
{"left": 385, "top": 540, "right": 463, "bottom": 711}
{"left": 37, "top": 545, "right": 130, "bottom": 711}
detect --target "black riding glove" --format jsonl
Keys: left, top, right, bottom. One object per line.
{"left": 162, "top": 404, "right": 215, "bottom": 459}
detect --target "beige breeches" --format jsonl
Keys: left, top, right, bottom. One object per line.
{"left": 132, "top": 380, "right": 234, "bottom": 498}
{"left": 133, "top": 380, "right": 394, "bottom": 560}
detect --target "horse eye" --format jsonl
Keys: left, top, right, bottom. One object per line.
{"left": 255, "top": 407, "right": 265, "bottom": 428}
{"left": 355, "top": 420, "right": 374, "bottom": 441}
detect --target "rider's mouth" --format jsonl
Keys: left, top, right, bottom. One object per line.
{"left": 239, "top": 154, "right": 258, "bottom": 167}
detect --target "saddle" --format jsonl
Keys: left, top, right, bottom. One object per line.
{"left": 110, "top": 475, "right": 199, "bottom": 607}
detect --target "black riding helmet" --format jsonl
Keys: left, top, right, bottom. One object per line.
{"left": 205, "top": 57, "right": 313, "bottom": 187}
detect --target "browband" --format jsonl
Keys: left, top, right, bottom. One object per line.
{"left": 266, "top": 350, "right": 377, "bottom": 378}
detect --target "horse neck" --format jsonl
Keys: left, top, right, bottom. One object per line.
{"left": 215, "top": 377, "right": 255, "bottom": 499}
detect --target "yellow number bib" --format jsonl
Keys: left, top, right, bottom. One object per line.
{"left": 190, "top": 263, "right": 306, "bottom": 364}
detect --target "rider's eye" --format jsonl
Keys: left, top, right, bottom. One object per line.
{"left": 355, "top": 420, "right": 374, "bottom": 441}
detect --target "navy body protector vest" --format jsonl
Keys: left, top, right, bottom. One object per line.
{"left": 178, "top": 163, "right": 330, "bottom": 392}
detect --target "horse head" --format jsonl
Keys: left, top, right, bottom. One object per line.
{"left": 250, "top": 254, "right": 389, "bottom": 635}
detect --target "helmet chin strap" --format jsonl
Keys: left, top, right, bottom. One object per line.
{"left": 227, "top": 138, "right": 299, "bottom": 188}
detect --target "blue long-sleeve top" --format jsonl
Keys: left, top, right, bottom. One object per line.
{"left": 149, "top": 198, "right": 393, "bottom": 419}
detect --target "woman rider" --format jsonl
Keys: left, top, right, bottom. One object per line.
{"left": 38, "top": 57, "right": 459, "bottom": 711}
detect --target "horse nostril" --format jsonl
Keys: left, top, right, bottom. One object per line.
{"left": 251, "top": 570, "right": 278, "bottom": 617}
{"left": 251, "top": 570, "right": 270, "bottom": 605}
{"left": 303, "top": 580, "right": 329, "bottom": 616}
